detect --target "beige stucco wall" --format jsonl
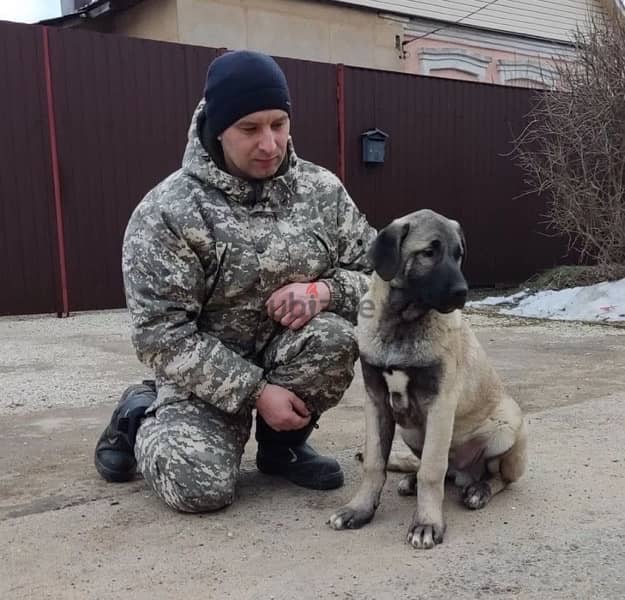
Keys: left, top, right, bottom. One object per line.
{"left": 112, "top": 0, "right": 180, "bottom": 42}
{"left": 110, "top": 0, "right": 405, "bottom": 71}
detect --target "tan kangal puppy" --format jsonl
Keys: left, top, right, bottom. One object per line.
{"left": 329, "top": 209, "right": 527, "bottom": 549}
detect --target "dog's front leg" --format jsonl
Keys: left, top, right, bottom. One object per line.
{"left": 407, "top": 396, "right": 456, "bottom": 549}
{"left": 328, "top": 390, "right": 395, "bottom": 530}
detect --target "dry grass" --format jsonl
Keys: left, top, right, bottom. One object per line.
{"left": 524, "top": 264, "right": 625, "bottom": 291}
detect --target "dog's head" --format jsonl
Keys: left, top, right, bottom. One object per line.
{"left": 369, "top": 209, "right": 468, "bottom": 315}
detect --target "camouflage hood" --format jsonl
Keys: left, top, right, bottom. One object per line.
{"left": 182, "top": 100, "right": 300, "bottom": 206}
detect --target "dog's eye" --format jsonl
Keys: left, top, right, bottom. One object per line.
{"left": 454, "top": 246, "right": 463, "bottom": 261}
{"left": 421, "top": 248, "right": 435, "bottom": 258}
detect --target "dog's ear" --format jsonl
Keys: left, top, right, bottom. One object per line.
{"left": 368, "top": 221, "right": 410, "bottom": 281}
{"left": 458, "top": 225, "right": 467, "bottom": 266}
{"left": 451, "top": 220, "right": 467, "bottom": 266}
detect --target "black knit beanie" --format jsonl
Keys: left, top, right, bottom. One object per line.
{"left": 203, "top": 50, "right": 291, "bottom": 137}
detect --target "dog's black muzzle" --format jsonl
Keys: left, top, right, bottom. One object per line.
{"left": 402, "top": 259, "right": 468, "bottom": 314}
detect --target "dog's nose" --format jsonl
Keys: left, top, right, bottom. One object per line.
{"left": 450, "top": 286, "right": 468, "bottom": 306}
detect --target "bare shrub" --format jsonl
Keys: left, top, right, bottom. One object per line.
{"left": 514, "top": 13, "right": 625, "bottom": 276}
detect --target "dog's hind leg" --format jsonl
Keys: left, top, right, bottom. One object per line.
{"left": 357, "top": 446, "right": 420, "bottom": 496}
{"left": 387, "top": 450, "right": 421, "bottom": 472}
{"left": 500, "top": 420, "right": 528, "bottom": 483}
{"left": 397, "top": 472, "right": 418, "bottom": 496}
{"left": 462, "top": 459, "right": 505, "bottom": 510}
{"left": 463, "top": 421, "right": 528, "bottom": 510}
{"left": 385, "top": 451, "right": 420, "bottom": 496}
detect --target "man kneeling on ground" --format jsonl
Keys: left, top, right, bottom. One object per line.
{"left": 94, "top": 50, "right": 376, "bottom": 512}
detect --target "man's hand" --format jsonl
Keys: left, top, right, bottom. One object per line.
{"left": 255, "top": 383, "right": 311, "bottom": 431}
{"left": 266, "top": 282, "right": 330, "bottom": 330}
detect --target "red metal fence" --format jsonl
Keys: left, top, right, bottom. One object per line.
{"left": 343, "top": 67, "right": 566, "bottom": 286}
{"left": 0, "top": 20, "right": 567, "bottom": 316}
{"left": 0, "top": 22, "right": 59, "bottom": 315}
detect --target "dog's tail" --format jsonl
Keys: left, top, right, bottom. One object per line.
{"left": 355, "top": 450, "right": 421, "bottom": 473}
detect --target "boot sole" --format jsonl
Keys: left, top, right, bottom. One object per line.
{"left": 257, "top": 462, "right": 344, "bottom": 490}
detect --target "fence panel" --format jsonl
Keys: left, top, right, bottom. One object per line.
{"left": 0, "top": 22, "right": 60, "bottom": 316}
{"left": 344, "top": 66, "right": 568, "bottom": 285}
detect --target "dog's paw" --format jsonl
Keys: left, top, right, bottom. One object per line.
{"left": 397, "top": 473, "right": 417, "bottom": 496}
{"left": 462, "top": 481, "right": 492, "bottom": 510}
{"left": 328, "top": 504, "right": 375, "bottom": 530}
{"left": 406, "top": 520, "right": 445, "bottom": 549}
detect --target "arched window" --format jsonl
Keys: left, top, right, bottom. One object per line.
{"left": 418, "top": 48, "right": 491, "bottom": 81}
{"left": 497, "top": 60, "right": 559, "bottom": 88}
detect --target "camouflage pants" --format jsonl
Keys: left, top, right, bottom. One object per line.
{"left": 135, "top": 312, "right": 358, "bottom": 513}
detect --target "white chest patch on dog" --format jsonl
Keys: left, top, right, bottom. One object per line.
{"left": 383, "top": 369, "right": 410, "bottom": 412}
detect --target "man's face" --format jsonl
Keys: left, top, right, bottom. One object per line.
{"left": 220, "top": 109, "right": 290, "bottom": 180}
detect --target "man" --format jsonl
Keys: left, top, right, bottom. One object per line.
{"left": 94, "top": 50, "right": 376, "bottom": 513}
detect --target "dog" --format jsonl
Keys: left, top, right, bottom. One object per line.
{"left": 328, "top": 209, "right": 527, "bottom": 549}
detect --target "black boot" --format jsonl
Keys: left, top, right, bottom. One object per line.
{"left": 94, "top": 381, "right": 156, "bottom": 483}
{"left": 255, "top": 415, "right": 344, "bottom": 490}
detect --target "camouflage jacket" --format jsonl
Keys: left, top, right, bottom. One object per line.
{"left": 122, "top": 101, "right": 376, "bottom": 414}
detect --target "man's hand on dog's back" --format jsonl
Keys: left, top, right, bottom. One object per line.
{"left": 256, "top": 383, "right": 312, "bottom": 431}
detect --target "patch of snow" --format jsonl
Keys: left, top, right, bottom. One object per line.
{"left": 468, "top": 279, "right": 625, "bottom": 323}
{"left": 467, "top": 290, "right": 529, "bottom": 306}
